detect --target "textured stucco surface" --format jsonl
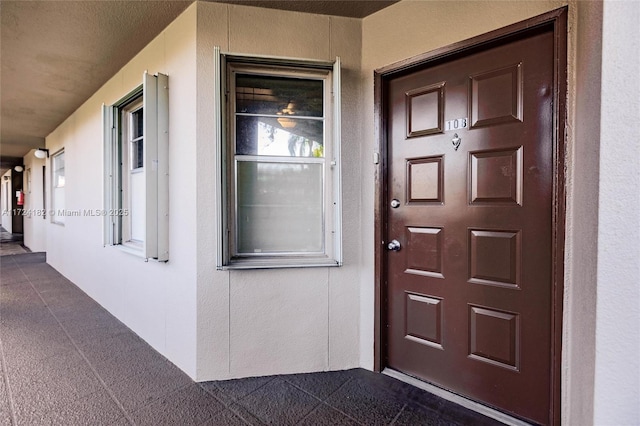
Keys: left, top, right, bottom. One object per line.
{"left": 593, "top": 1, "right": 640, "bottom": 423}
{"left": 21, "top": 150, "right": 47, "bottom": 252}
{"left": 43, "top": 5, "right": 199, "bottom": 377}
{"left": 561, "top": 2, "right": 602, "bottom": 424}
{"left": 195, "top": 2, "right": 363, "bottom": 381}
{"left": 563, "top": 2, "right": 600, "bottom": 424}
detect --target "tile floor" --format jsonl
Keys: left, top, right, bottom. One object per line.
{"left": 0, "top": 252, "right": 504, "bottom": 425}
{"left": 0, "top": 228, "right": 27, "bottom": 256}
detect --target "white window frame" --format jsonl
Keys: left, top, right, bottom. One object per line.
{"left": 121, "top": 95, "right": 144, "bottom": 249}
{"left": 51, "top": 149, "right": 65, "bottom": 225}
{"left": 103, "top": 72, "right": 169, "bottom": 261}
{"left": 215, "top": 48, "right": 342, "bottom": 269}
{"left": 26, "top": 168, "right": 31, "bottom": 194}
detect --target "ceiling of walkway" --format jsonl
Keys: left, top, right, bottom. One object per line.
{"left": 0, "top": 0, "right": 396, "bottom": 173}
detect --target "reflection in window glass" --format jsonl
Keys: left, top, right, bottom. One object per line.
{"left": 257, "top": 122, "right": 323, "bottom": 157}
{"left": 130, "top": 107, "right": 144, "bottom": 170}
{"left": 53, "top": 152, "right": 65, "bottom": 188}
{"left": 132, "top": 108, "right": 143, "bottom": 138}
{"left": 235, "top": 116, "right": 323, "bottom": 157}
{"left": 235, "top": 74, "right": 323, "bottom": 117}
{"left": 131, "top": 139, "right": 143, "bottom": 170}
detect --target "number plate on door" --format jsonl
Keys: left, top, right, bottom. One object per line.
{"left": 445, "top": 118, "right": 468, "bottom": 131}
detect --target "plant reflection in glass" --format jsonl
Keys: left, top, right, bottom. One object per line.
{"left": 258, "top": 121, "right": 323, "bottom": 157}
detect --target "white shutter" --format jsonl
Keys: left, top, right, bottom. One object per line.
{"left": 214, "top": 46, "right": 226, "bottom": 269}
{"left": 332, "top": 57, "right": 343, "bottom": 266}
{"left": 103, "top": 104, "right": 119, "bottom": 245}
{"left": 143, "top": 72, "right": 169, "bottom": 261}
{"left": 156, "top": 73, "right": 169, "bottom": 262}
{"left": 143, "top": 72, "right": 158, "bottom": 259}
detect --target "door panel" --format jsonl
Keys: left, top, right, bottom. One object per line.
{"left": 385, "top": 29, "right": 554, "bottom": 424}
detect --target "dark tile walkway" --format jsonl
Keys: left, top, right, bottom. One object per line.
{"left": 0, "top": 227, "right": 27, "bottom": 256}
{"left": 0, "top": 253, "right": 504, "bottom": 426}
{"left": 0, "top": 227, "right": 23, "bottom": 243}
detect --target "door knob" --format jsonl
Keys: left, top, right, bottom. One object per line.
{"left": 387, "top": 239, "right": 401, "bottom": 251}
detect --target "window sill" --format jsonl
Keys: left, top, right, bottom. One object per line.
{"left": 112, "top": 243, "right": 145, "bottom": 259}
{"left": 219, "top": 257, "right": 342, "bottom": 270}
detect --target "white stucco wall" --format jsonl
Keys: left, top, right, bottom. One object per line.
{"left": 564, "top": 1, "right": 600, "bottom": 424}
{"left": 593, "top": 1, "right": 640, "bottom": 424}
{"left": 194, "top": 2, "right": 363, "bottom": 380}
{"left": 43, "top": 5, "right": 199, "bottom": 377}
{"left": 41, "top": 1, "right": 364, "bottom": 382}
{"left": 22, "top": 150, "right": 47, "bottom": 252}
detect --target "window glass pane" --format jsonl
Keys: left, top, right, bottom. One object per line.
{"left": 53, "top": 153, "right": 65, "bottom": 188}
{"left": 53, "top": 187, "right": 65, "bottom": 223}
{"left": 52, "top": 151, "right": 65, "bottom": 223}
{"left": 130, "top": 107, "right": 144, "bottom": 170}
{"left": 236, "top": 161, "right": 323, "bottom": 254}
{"left": 131, "top": 139, "right": 143, "bottom": 169}
{"left": 132, "top": 108, "right": 143, "bottom": 138}
{"left": 129, "top": 172, "right": 145, "bottom": 242}
{"left": 236, "top": 74, "right": 323, "bottom": 117}
{"left": 53, "top": 153, "right": 64, "bottom": 172}
{"left": 236, "top": 116, "right": 323, "bottom": 157}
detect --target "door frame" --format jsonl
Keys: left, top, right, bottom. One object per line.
{"left": 373, "top": 7, "right": 567, "bottom": 425}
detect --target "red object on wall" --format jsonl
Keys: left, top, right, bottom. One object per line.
{"left": 17, "top": 191, "right": 24, "bottom": 206}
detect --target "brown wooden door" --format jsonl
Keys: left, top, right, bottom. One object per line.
{"left": 385, "top": 28, "right": 555, "bottom": 424}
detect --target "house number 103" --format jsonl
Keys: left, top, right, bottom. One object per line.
{"left": 445, "top": 118, "right": 468, "bottom": 131}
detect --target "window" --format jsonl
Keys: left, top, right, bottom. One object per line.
{"left": 216, "top": 49, "right": 342, "bottom": 269}
{"left": 51, "top": 150, "right": 65, "bottom": 224}
{"left": 26, "top": 168, "right": 31, "bottom": 194}
{"left": 3, "top": 180, "right": 9, "bottom": 216}
{"left": 103, "top": 72, "right": 169, "bottom": 261}
{"left": 120, "top": 95, "right": 144, "bottom": 247}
